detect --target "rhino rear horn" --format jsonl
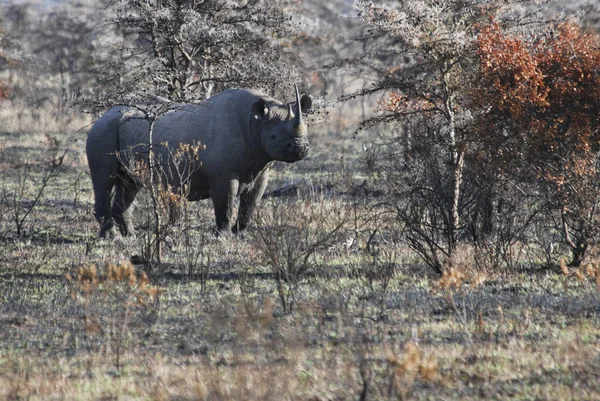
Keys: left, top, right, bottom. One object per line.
{"left": 287, "top": 104, "right": 295, "bottom": 120}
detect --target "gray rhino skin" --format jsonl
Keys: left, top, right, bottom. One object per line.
{"left": 86, "top": 86, "right": 312, "bottom": 238}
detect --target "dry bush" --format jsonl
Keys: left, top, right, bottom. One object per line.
{"left": 117, "top": 140, "right": 205, "bottom": 266}
{"left": 66, "top": 260, "right": 160, "bottom": 372}
{"left": 561, "top": 258, "right": 600, "bottom": 289}
{"left": 1, "top": 134, "right": 69, "bottom": 237}
{"left": 354, "top": 341, "right": 441, "bottom": 401}
{"left": 430, "top": 253, "right": 488, "bottom": 345}
{"left": 386, "top": 342, "right": 440, "bottom": 398}
{"left": 348, "top": 232, "right": 401, "bottom": 321}
{"left": 249, "top": 193, "right": 349, "bottom": 313}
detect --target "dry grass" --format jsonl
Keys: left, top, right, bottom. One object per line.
{"left": 0, "top": 110, "right": 599, "bottom": 400}
{"left": 1, "top": 285, "right": 599, "bottom": 401}
{"left": 1, "top": 264, "right": 600, "bottom": 400}
{"left": 0, "top": 104, "right": 93, "bottom": 136}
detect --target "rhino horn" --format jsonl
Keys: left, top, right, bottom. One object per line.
{"left": 294, "top": 83, "right": 303, "bottom": 127}
{"left": 287, "top": 103, "right": 295, "bottom": 120}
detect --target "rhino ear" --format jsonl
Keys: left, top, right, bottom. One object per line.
{"left": 252, "top": 100, "right": 268, "bottom": 120}
{"left": 300, "top": 93, "right": 312, "bottom": 113}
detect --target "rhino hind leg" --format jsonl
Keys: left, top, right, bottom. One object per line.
{"left": 111, "top": 177, "right": 139, "bottom": 236}
{"left": 92, "top": 177, "right": 119, "bottom": 238}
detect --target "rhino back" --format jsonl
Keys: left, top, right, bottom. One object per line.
{"left": 118, "top": 89, "right": 272, "bottom": 177}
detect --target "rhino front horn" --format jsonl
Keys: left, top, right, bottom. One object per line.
{"left": 294, "top": 83, "right": 303, "bottom": 127}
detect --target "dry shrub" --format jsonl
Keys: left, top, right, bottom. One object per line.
{"left": 233, "top": 297, "right": 275, "bottom": 344}
{"left": 389, "top": 342, "right": 440, "bottom": 388}
{"left": 432, "top": 251, "right": 488, "bottom": 345}
{"left": 116, "top": 141, "right": 205, "bottom": 264}
{"left": 436, "top": 267, "right": 466, "bottom": 291}
{"left": 561, "top": 258, "right": 600, "bottom": 288}
{"left": 250, "top": 193, "right": 349, "bottom": 313}
{"left": 67, "top": 261, "right": 160, "bottom": 301}
{"left": 349, "top": 234, "right": 401, "bottom": 321}
{"left": 358, "top": 341, "right": 441, "bottom": 400}
{"left": 3, "top": 134, "right": 69, "bottom": 237}
{"left": 66, "top": 261, "right": 160, "bottom": 371}
{"left": 197, "top": 364, "right": 297, "bottom": 400}
{"left": 437, "top": 245, "right": 487, "bottom": 291}
{"left": 144, "top": 355, "right": 302, "bottom": 401}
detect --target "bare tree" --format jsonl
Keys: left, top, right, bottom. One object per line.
{"left": 0, "top": 1, "right": 103, "bottom": 120}
{"left": 86, "top": 0, "right": 309, "bottom": 109}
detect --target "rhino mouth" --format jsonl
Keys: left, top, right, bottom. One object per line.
{"left": 281, "top": 140, "right": 309, "bottom": 162}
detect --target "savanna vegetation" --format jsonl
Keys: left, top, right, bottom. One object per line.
{"left": 0, "top": 0, "right": 599, "bottom": 399}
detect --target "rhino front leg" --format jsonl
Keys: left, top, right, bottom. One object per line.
{"left": 210, "top": 177, "right": 239, "bottom": 234}
{"left": 233, "top": 170, "right": 269, "bottom": 234}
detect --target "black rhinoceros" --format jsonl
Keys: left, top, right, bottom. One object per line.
{"left": 86, "top": 85, "right": 312, "bottom": 238}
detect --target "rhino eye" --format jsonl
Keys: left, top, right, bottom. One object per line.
{"left": 271, "top": 135, "right": 276, "bottom": 139}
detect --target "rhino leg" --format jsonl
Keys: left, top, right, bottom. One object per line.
{"left": 210, "top": 177, "right": 239, "bottom": 234}
{"left": 233, "top": 170, "right": 269, "bottom": 234}
{"left": 92, "top": 177, "right": 119, "bottom": 238}
{"left": 111, "top": 177, "right": 139, "bottom": 236}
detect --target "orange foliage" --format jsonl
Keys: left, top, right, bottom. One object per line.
{"left": 474, "top": 21, "right": 600, "bottom": 262}
{"left": 380, "top": 92, "right": 436, "bottom": 114}
{"left": 0, "top": 81, "right": 9, "bottom": 101}
{"left": 475, "top": 21, "right": 600, "bottom": 187}
{"left": 477, "top": 22, "right": 549, "bottom": 117}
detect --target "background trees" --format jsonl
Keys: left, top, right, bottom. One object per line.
{"left": 0, "top": 1, "right": 101, "bottom": 118}
{"left": 0, "top": 0, "right": 315, "bottom": 117}
{"left": 90, "top": 0, "right": 309, "bottom": 108}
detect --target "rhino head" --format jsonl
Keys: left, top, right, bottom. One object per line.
{"left": 252, "top": 84, "right": 312, "bottom": 163}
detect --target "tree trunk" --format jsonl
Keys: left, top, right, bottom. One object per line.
{"left": 481, "top": 190, "right": 494, "bottom": 236}
{"left": 445, "top": 71, "right": 463, "bottom": 255}
{"left": 561, "top": 208, "right": 587, "bottom": 267}
{"left": 450, "top": 145, "right": 464, "bottom": 252}
{"left": 569, "top": 239, "right": 588, "bottom": 267}
{"left": 148, "top": 117, "right": 161, "bottom": 265}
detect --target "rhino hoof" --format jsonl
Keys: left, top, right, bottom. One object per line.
{"left": 231, "top": 225, "right": 246, "bottom": 237}
{"left": 213, "top": 227, "right": 232, "bottom": 238}
{"left": 99, "top": 224, "right": 119, "bottom": 239}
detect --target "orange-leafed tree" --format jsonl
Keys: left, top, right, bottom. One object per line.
{"left": 348, "top": 0, "right": 491, "bottom": 274}
{"left": 0, "top": 81, "right": 9, "bottom": 101}
{"left": 475, "top": 21, "right": 600, "bottom": 266}
{"left": 349, "top": 0, "right": 548, "bottom": 274}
